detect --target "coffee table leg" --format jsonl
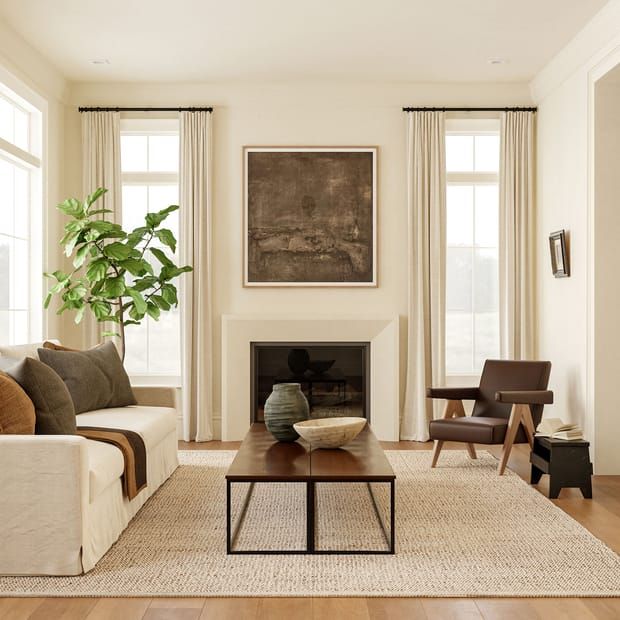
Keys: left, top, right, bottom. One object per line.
{"left": 390, "top": 479, "right": 395, "bottom": 554}
{"left": 226, "top": 479, "right": 231, "bottom": 554}
{"left": 307, "top": 481, "right": 315, "bottom": 552}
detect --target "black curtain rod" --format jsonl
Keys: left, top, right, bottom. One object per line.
{"left": 402, "top": 106, "right": 536, "bottom": 112}
{"left": 78, "top": 106, "right": 213, "bottom": 113}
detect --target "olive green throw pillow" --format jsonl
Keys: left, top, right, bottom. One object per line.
{"left": 37, "top": 342, "right": 136, "bottom": 414}
{"left": 0, "top": 357, "right": 76, "bottom": 435}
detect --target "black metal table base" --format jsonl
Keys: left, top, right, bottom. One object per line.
{"left": 226, "top": 479, "right": 395, "bottom": 555}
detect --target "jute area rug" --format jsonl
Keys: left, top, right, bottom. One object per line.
{"left": 2, "top": 450, "right": 619, "bottom": 598}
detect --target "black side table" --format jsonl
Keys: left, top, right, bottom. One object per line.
{"left": 530, "top": 436, "right": 593, "bottom": 498}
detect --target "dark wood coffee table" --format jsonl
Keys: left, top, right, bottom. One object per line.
{"left": 226, "top": 423, "right": 395, "bottom": 555}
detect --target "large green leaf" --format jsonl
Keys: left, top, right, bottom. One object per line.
{"left": 86, "top": 258, "right": 109, "bottom": 282}
{"left": 145, "top": 205, "right": 178, "bottom": 229}
{"left": 90, "top": 300, "right": 111, "bottom": 320}
{"left": 102, "top": 276, "right": 126, "bottom": 298}
{"left": 161, "top": 283, "right": 178, "bottom": 305}
{"left": 85, "top": 187, "right": 107, "bottom": 209}
{"left": 146, "top": 301, "right": 160, "bottom": 320}
{"left": 57, "top": 198, "right": 84, "bottom": 218}
{"left": 160, "top": 265, "right": 193, "bottom": 281}
{"left": 126, "top": 288, "right": 147, "bottom": 315}
{"left": 149, "top": 247, "right": 174, "bottom": 267}
{"left": 151, "top": 294, "right": 171, "bottom": 311}
{"left": 119, "top": 258, "right": 151, "bottom": 277}
{"left": 73, "top": 244, "right": 91, "bottom": 268}
{"left": 155, "top": 228, "right": 177, "bottom": 253}
{"left": 103, "top": 242, "right": 133, "bottom": 261}
{"left": 132, "top": 275, "right": 158, "bottom": 292}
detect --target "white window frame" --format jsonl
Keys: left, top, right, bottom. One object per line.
{"left": 120, "top": 116, "right": 180, "bottom": 386}
{"left": 0, "top": 66, "right": 45, "bottom": 345}
{"left": 445, "top": 117, "right": 500, "bottom": 385}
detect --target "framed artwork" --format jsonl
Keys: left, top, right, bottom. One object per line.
{"left": 549, "top": 229, "right": 570, "bottom": 278}
{"left": 244, "top": 147, "right": 377, "bottom": 287}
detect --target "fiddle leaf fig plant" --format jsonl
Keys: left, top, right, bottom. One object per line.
{"left": 45, "top": 187, "right": 192, "bottom": 361}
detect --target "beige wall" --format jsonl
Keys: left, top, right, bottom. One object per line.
{"left": 594, "top": 75, "right": 620, "bottom": 474}
{"left": 532, "top": 0, "right": 620, "bottom": 472}
{"left": 67, "top": 81, "right": 530, "bottom": 436}
{"left": 0, "top": 19, "right": 70, "bottom": 345}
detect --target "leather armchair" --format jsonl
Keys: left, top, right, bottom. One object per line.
{"left": 427, "top": 360, "right": 553, "bottom": 475}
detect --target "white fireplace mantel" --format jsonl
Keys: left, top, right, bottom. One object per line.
{"left": 221, "top": 315, "right": 399, "bottom": 441}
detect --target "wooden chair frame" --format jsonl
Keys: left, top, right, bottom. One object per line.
{"left": 431, "top": 400, "right": 536, "bottom": 475}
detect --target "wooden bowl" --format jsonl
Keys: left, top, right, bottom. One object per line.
{"left": 293, "top": 417, "right": 366, "bottom": 449}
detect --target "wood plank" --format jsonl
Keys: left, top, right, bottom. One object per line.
{"left": 580, "top": 598, "right": 620, "bottom": 620}
{"left": 0, "top": 597, "right": 47, "bottom": 620}
{"left": 200, "top": 597, "right": 260, "bottom": 619}
{"left": 312, "top": 598, "right": 370, "bottom": 619}
{"left": 28, "top": 598, "right": 99, "bottom": 620}
{"left": 86, "top": 597, "right": 151, "bottom": 620}
{"left": 529, "top": 598, "right": 598, "bottom": 619}
{"left": 257, "top": 598, "right": 311, "bottom": 620}
{"left": 366, "top": 597, "right": 426, "bottom": 619}
{"left": 144, "top": 598, "right": 205, "bottom": 620}
{"left": 421, "top": 599, "right": 483, "bottom": 620}
{"left": 475, "top": 598, "right": 541, "bottom": 619}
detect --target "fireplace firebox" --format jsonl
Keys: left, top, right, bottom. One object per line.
{"left": 251, "top": 342, "right": 370, "bottom": 423}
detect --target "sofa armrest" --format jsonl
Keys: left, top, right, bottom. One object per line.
{"left": 495, "top": 390, "right": 554, "bottom": 405}
{"left": 131, "top": 385, "right": 180, "bottom": 410}
{"left": 427, "top": 387, "right": 480, "bottom": 400}
{"left": 0, "top": 435, "right": 89, "bottom": 575}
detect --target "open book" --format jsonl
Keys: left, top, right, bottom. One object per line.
{"left": 536, "top": 418, "right": 584, "bottom": 440}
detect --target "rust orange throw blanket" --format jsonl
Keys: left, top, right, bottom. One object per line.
{"left": 77, "top": 427, "right": 147, "bottom": 500}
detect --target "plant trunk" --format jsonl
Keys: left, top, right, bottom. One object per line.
{"left": 118, "top": 297, "right": 126, "bottom": 362}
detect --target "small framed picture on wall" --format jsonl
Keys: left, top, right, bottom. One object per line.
{"left": 549, "top": 229, "right": 569, "bottom": 278}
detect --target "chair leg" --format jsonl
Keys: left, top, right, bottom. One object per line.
{"left": 431, "top": 440, "right": 444, "bottom": 468}
{"left": 498, "top": 404, "right": 528, "bottom": 475}
{"left": 466, "top": 443, "right": 477, "bottom": 460}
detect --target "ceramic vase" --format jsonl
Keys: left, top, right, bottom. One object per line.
{"left": 264, "top": 383, "right": 309, "bottom": 442}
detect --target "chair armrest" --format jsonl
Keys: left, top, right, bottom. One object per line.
{"left": 131, "top": 385, "right": 180, "bottom": 410}
{"left": 0, "top": 435, "right": 89, "bottom": 575}
{"left": 426, "top": 387, "right": 480, "bottom": 400}
{"left": 495, "top": 390, "right": 554, "bottom": 405}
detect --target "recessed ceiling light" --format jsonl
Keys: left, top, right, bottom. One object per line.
{"left": 89, "top": 59, "right": 110, "bottom": 65}
{"left": 488, "top": 57, "right": 508, "bottom": 65}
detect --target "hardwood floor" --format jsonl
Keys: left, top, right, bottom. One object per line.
{"left": 1, "top": 441, "right": 619, "bottom": 620}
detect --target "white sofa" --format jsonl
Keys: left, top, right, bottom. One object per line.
{"left": 0, "top": 343, "right": 179, "bottom": 575}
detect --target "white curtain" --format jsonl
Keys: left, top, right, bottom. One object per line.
{"left": 179, "top": 111, "right": 214, "bottom": 442}
{"left": 401, "top": 111, "right": 446, "bottom": 441}
{"left": 499, "top": 111, "right": 535, "bottom": 360}
{"left": 81, "top": 111, "right": 122, "bottom": 348}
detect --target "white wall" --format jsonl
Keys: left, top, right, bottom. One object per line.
{"left": 66, "top": 80, "right": 531, "bottom": 437}
{"left": 532, "top": 0, "right": 620, "bottom": 472}
{"left": 0, "top": 18, "right": 70, "bottom": 344}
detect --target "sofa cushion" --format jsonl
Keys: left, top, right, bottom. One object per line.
{"left": 0, "top": 371, "right": 35, "bottom": 434}
{"left": 38, "top": 342, "right": 136, "bottom": 414}
{"left": 0, "top": 357, "right": 77, "bottom": 435}
{"left": 85, "top": 439, "right": 124, "bottom": 502}
{"left": 0, "top": 341, "right": 59, "bottom": 360}
{"left": 76, "top": 405, "right": 177, "bottom": 450}
{"left": 429, "top": 416, "right": 509, "bottom": 444}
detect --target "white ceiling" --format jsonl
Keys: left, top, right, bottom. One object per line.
{"left": 0, "top": 0, "right": 610, "bottom": 83}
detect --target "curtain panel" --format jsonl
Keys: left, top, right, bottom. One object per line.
{"left": 81, "top": 111, "right": 122, "bottom": 348}
{"left": 179, "top": 111, "right": 214, "bottom": 442}
{"left": 499, "top": 111, "right": 535, "bottom": 360}
{"left": 401, "top": 111, "right": 447, "bottom": 441}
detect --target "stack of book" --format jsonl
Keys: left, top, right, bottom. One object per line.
{"left": 536, "top": 418, "right": 584, "bottom": 440}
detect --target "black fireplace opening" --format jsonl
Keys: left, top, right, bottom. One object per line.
{"left": 251, "top": 342, "right": 370, "bottom": 423}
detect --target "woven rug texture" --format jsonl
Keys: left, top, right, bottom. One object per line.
{"left": 1, "top": 450, "right": 619, "bottom": 597}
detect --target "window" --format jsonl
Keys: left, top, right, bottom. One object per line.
{"left": 0, "top": 81, "right": 43, "bottom": 345}
{"left": 120, "top": 118, "right": 181, "bottom": 383}
{"left": 445, "top": 119, "right": 500, "bottom": 376}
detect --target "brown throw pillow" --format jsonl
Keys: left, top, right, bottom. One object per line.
{"left": 37, "top": 341, "right": 136, "bottom": 414}
{"left": 0, "top": 358, "right": 76, "bottom": 434}
{"left": 0, "top": 371, "right": 35, "bottom": 434}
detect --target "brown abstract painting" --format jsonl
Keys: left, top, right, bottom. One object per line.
{"left": 244, "top": 147, "right": 377, "bottom": 286}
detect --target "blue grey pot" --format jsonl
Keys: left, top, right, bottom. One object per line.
{"left": 264, "top": 383, "right": 309, "bottom": 442}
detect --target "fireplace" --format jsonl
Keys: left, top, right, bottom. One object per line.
{"left": 251, "top": 342, "right": 370, "bottom": 423}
